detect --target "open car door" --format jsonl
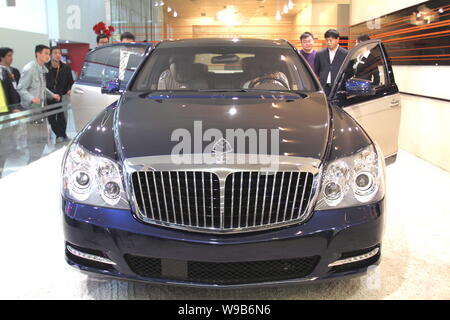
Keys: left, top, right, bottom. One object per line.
{"left": 329, "top": 40, "right": 401, "bottom": 160}
{"left": 71, "top": 43, "right": 152, "bottom": 132}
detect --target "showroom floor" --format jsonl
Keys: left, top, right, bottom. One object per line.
{"left": 0, "top": 148, "right": 449, "bottom": 300}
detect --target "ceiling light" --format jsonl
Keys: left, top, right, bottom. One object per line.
{"left": 216, "top": 6, "right": 241, "bottom": 26}
{"left": 288, "top": 1, "right": 294, "bottom": 10}
{"left": 276, "top": 10, "right": 281, "bottom": 20}
{"left": 167, "top": 7, "right": 172, "bottom": 12}
{"left": 283, "top": 5, "right": 289, "bottom": 14}
{"left": 173, "top": 11, "right": 178, "bottom": 17}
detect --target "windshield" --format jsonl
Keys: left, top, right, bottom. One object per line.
{"left": 132, "top": 45, "right": 318, "bottom": 92}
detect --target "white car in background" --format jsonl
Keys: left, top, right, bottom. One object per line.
{"left": 71, "top": 43, "right": 153, "bottom": 132}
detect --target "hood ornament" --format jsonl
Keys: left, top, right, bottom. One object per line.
{"left": 212, "top": 138, "right": 233, "bottom": 164}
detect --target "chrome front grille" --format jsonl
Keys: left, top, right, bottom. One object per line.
{"left": 224, "top": 172, "right": 314, "bottom": 229}
{"left": 132, "top": 171, "right": 221, "bottom": 229}
{"left": 131, "top": 171, "right": 315, "bottom": 233}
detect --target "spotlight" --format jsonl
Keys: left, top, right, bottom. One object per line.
{"left": 276, "top": 11, "right": 281, "bottom": 20}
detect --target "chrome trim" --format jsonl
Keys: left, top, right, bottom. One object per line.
{"left": 275, "top": 172, "right": 286, "bottom": 223}
{"left": 253, "top": 173, "right": 260, "bottom": 226}
{"left": 260, "top": 171, "right": 269, "bottom": 226}
{"left": 144, "top": 172, "right": 155, "bottom": 220}
{"left": 124, "top": 154, "right": 322, "bottom": 234}
{"left": 193, "top": 172, "right": 199, "bottom": 227}
{"left": 168, "top": 172, "right": 177, "bottom": 224}
{"left": 67, "top": 245, "right": 116, "bottom": 266}
{"left": 328, "top": 247, "right": 380, "bottom": 267}
{"left": 210, "top": 173, "right": 214, "bottom": 228}
{"left": 297, "top": 173, "right": 309, "bottom": 219}
{"left": 282, "top": 172, "right": 293, "bottom": 222}
{"left": 176, "top": 172, "right": 184, "bottom": 225}
{"left": 238, "top": 172, "right": 244, "bottom": 228}
{"left": 290, "top": 173, "right": 301, "bottom": 220}
{"left": 160, "top": 172, "right": 169, "bottom": 221}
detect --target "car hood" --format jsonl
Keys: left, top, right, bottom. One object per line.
{"left": 115, "top": 92, "right": 330, "bottom": 161}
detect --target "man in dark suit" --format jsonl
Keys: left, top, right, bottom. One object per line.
{"left": 314, "top": 29, "right": 348, "bottom": 96}
{"left": 352, "top": 34, "right": 380, "bottom": 85}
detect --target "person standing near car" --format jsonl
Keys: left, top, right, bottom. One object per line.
{"left": 314, "top": 29, "right": 348, "bottom": 96}
{"left": 120, "top": 32, "right": 136, "bottom": 43}
{"left": 17, "top": 45, "right": 60, "bottom": 110}
{"left": 299, "top": 32, "right": 317, "bottom": 73}
{"left": 0, "top": 47, "right": 21, "bottom": 106}
{"left": 46, "top": 46, "right": 74, "bottom": 143}
{"left": 96, "top": 34, "right": 109, "bottom": 47}
{"left": 0, "top": 64, "right": 22, "bottom": 114}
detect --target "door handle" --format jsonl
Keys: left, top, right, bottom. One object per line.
{"left": 390, "top": 99, "right": 400, "bottom": 108}
{"left": 73, "top": 88, "right": 84, "bottom": 95}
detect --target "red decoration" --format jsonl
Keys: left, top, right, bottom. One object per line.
{"left": 93, "top": 21, "right": 115, "bottom": 38}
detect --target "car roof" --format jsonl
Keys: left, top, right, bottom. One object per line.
{"left": 156, "top": 38, "right": 292, "bottom": 49}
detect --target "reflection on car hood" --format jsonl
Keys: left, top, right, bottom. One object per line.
{"left": 115, "top": 92, "right": 330, "bottom": 161}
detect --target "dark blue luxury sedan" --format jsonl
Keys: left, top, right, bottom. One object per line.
{"left": 62, "top": 38, "right": 401, "bottom": 287}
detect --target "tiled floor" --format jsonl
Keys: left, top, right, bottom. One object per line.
{"left": 0, "top": 147, "right": 448, "bottom": 300}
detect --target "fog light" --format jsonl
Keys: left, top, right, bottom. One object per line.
{"left": 328, "top": 247, "right": 380, "bottom": 267}
{"left": 67, "top": 245, "right": 116, "bottom": 265}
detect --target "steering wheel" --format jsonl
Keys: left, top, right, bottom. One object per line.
{"left": 248, "top": 76, "right": 289, "bottom": 90}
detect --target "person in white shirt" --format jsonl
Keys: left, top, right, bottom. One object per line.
{"left": 314, "top": 29, "right": 348, "bottom": 96}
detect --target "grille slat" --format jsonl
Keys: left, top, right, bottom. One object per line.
{"left": 132, "top": 171, "right": 314, "bottom": 233}
{"left": 268, "top": 172, "right": 277, "bottom": 225}
{"left": 144, "top": 172, "right": 155, "bottom": 220}
{"left": 253, "top": 173, "right": 260, "bottom": 227}
{"left": 176, "top": 172, "right": 185, "bottom": 225}
{"left": 275, "top": 172, "right": 286, "bottom": 223}
{"left": 283, "top": 172, "right": 294, "bottom": 222}
{"left": 136, "top": 172, "right": 148, "bottom": 217}
{"left": 289, "top": 173, "right": 301, "bottom": 221}
{"left": 193, "top": 173, "right": 199, "bottom": 227}
{"left": 184, "top": 173, "right": 192, "bottom": 226}
{"left": 297, "top": 173, "right": 310, "bottom": 219}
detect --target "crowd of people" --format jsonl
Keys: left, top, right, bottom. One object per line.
{"left": 0, "top": 30, "right": 373, "bottom": 141}
{"left": 0, "top": 32, "right": 137, "bottom": 142}
{"left": 299, "top": 29, "right": 372, "bottom": 95}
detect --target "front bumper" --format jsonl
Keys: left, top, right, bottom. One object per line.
{"left": 62, "top": 198, "right": 385, "bottom": 288}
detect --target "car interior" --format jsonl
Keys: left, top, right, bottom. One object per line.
{"left": 154, "top": 52, "right": 299, "bottom": 91}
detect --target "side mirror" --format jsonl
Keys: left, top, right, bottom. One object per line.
{"left": 101, "top": 79, "right": 122, "bottom": 95}
{"left": 345, "top": 78, "right": 375, "bottom": 96}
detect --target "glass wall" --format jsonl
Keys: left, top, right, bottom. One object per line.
{"left": 110, "top": 0, "right": 164, "bottom": 42}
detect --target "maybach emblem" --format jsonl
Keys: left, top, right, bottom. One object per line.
{"left": 212, "top": 138, "right": 233, "bottom": 163}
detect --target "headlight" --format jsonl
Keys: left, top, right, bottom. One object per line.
{"left": 315, "top": 144, "right": 385, "bottom": 210}
{"left": 62, "top": 143, "right": 130, "bottom": 209}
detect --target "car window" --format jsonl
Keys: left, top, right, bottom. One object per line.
{"left": 337, "top": 42, "right": 388, "bottom": 91}
{"left": 79, "top": 45, "right": 147, "bottom": 85}
{"left": 132, "top": 46, "right": 318, "bottom": 92}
